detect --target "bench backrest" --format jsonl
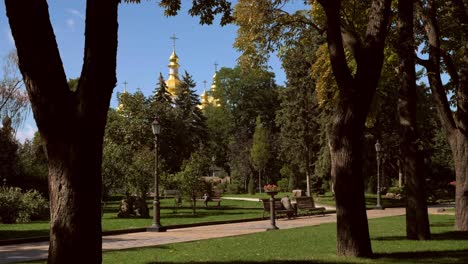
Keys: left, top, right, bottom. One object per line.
{"left": 260, "top": 198, "right": 284, "bottom": 211}
{"left": 295, "top": 196, "right": 317, "bottom": 208}
{"left": 164, "top": 190, "right": 180, "bottom": 197}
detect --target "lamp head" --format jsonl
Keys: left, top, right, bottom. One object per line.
{"left": 152, "top": 116, "right": 161, "bottom": 135}
{"left": 375, "top": 140, "right": 382, "bottom": 153}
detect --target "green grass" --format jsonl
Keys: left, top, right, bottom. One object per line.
{"left": 314, "top": 192, "right": 407, "bottom": 208}
{"left": 100, "top": 214, "right": 467, "bottom": 264}
{"left": 0, "top": 198, "right": 263, "bottom": 241}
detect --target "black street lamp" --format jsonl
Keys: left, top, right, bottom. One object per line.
{"left": 375, "top": 140, "right": 384, "bottom": 210}
{"left": 148, "top": 115, "right": 166, "bottom": 232}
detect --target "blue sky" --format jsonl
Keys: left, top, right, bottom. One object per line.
{"left": 1, "top": 1, "right": 298, "bottom": 142}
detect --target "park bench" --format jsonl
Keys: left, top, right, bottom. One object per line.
{"left": 294, "top": 196, "right": 326, "bottom": 216}
{"left": 260, "top": 198, "right": 295, "bottom": 219}
{"left": 195, "top": 190, "right": 222, "bottom": 207}
{"left": 163, "top": 189, "right": 180, "bottom": 198}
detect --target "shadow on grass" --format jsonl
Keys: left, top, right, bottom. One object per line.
{"left": 375, "top": 249, "right": 468, "bottom": 263}
{"left": 161, "top": 211, "right": 248, "bottom": 219}
{"left": 0, "top": 229, "right": 49, "bottom": 242}
{"left": 364, "top": 197, "right": 406, "bottom": 208}
{"left": 373, "top": 231, "right": 468, "bottom": 241}
{"left": 145, "top": 260, "right": 337, "bottom": 264}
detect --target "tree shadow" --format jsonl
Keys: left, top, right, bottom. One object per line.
{"left": 145, "top": 261, "right": 338, "bottom": 264}
{"left": 0, "top": 229, "right": 49, "bottom": 243}
{"left": 374, "top": 249, "right": 468, "bottom": 263}
{"left": 373, "top": 231, "right": 468, "bottom": 241}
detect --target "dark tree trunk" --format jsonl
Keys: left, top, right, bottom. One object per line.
{"left": 329, "top": 105, "right": 372, "bottom": 257}
{"left": 417, "top": 0, "right": 468, "bottom": 231}
{"left": 5, "top": 0, "right": 119, "bottom": 262}
{"left": 397, "top": 0, "right": 430, "bottom": 240}
{"left": 318, "top": 0, "right": 391, "bottom": 257}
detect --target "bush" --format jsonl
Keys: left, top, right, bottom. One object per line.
{"left": 387, "top": 186, "right": 404, "bottom": 194}
{"left": 19, "top": 189, "right": 49, "bottom": 222}
{"left": 0, "top": 187, "right": 23, "bottom": 224}
{"left": 0, "top": 187, "right": 49, "bottom": 224}
{"left": 277, "top": 178, "right": 289, "bottom": 192}
{"left": 226, "top": 183, "right": 241, "bottom": 194}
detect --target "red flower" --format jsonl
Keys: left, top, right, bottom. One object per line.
{"left": 263, "top": 184, "right": 280, "bottom": 192}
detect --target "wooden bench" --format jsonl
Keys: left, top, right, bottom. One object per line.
{"left": 195, "top": 191, "right": 222, "bottom": 207}
{"left": 163, "top": 190, "right": 180, "bottom": 198}
{"left": 294, "top": 196, "right": 326, "bottom": 216}
{"left": 260, "top": 198, "right": 295, "bottom": 219}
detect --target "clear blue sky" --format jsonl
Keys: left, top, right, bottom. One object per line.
{"left": 0, "top": 1, "right": 310, "bottom": 141}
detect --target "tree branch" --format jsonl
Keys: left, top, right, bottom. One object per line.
{"left": 5, "top": 0, "right": 71, "bottom": 136}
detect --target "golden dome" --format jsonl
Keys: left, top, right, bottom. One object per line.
{"left": 166, "top": 50, "right": 180, "bottom": 97}
{"left": 199, "top": 89, "right": 210, "bottom": 109}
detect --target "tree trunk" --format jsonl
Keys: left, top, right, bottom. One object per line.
{"left": 318, "top": 0, "right": 391, "bottom": 257}
{"left": 329, "top": 106, "right": 372, "bottom": 257}
{"left": 5, "top": 0, "right": 119, "bottom": 262}
{"left": 450, "top": 131, "right": 468, "bottom": 230}
{"left": 397, "top": 0, "right": 430, "bottom": 240}
{"left": 416, "top": 0, "right": 468, "bottom": 231}
{"left": 258, "top": 170, "right": 262, "bottom": 193}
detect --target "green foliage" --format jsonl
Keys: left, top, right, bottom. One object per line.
{"left": 234, "top": 0, "right": 312, "bottom": 69}
{"left": 277, "top": 177, "right": 289, "bottom": 192}
{"left": 226, "top": 183, "right": 241, "bottom": 194}
{"left": 176, "top": 151, "right": 210, "bottom": 213}
{"left": 174, "top": 71, "right": 208, "bottom": 164}
{"left": 0, "top": 116, "right": 19, "bottom": 185}
{"left": 0, "top": 187, "right": 23, "bottom": 223}
{"left": 250, "top": 116, "right": 271, "bottom": 175}
{"left": 13, "top": 132, "right": 48, "bottom": 195}
{"left": 213, "top": 66, "right": 280, "bottom": 187}
{"left": 18, "top": 189, "right": 49, "bottom": 222}
{"left": 0, "top": 187, "right": 48, "bottom": 224}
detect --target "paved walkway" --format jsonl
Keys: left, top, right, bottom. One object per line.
{"left": 0, "top": 205, "right": 454, "bottom": 263}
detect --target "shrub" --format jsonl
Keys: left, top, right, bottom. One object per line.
{"left": 0, "top": 187, "right": 49, "bottom": 223}
{"left": 19, "top": 189, "right": 49, "bottom": 222}
{"left": 277, "top": 178, "right": 289, "bottom": 192}
{"left": 0, "top": 187, "right": 24, "bottom": 224}
{"left": 226, "top": 183, "right": 241, "bottom": 194}
{"left": 387, "top": 186, "right": 404, "bottom": 194}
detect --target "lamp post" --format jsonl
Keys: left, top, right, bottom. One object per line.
{"left": 148, "top": 115, "right": 166, "bottom": 232}
{"left": 375, "top": 140, "right": 383, "bottom": 210}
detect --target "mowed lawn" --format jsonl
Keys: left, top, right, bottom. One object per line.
{"left": 0, "top": 198, "right": 263, "bottom": 241}
{"left": 100, "top": 214, "right": 467, "bottom": 264}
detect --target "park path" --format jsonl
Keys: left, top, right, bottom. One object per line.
{"left": 0, "top": 207, "right": 396, "bottom": 264}
{"left": 0, "top": 205, "right": 453, "bottom": 264}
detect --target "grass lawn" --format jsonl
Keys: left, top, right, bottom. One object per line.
{"left": 100, "top": 214, "right": 467, "bottom": 264}
{"left": 0, "top": 198, "right": 263, "bottom": 241}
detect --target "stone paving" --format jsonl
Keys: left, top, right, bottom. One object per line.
{"left": 0, "top": 205, "right": 454, "bottom": 264}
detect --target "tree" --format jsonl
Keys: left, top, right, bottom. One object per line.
{"left": 250, "top": 116, "right": 271, "bottom": 193}
{"left": 174, "top": 71, "right": 208, "bottom": 163}
{"left": 415, "top": 0, "right": 468, "bottom": 231}
{"left": 316, "top": 0, "right": 392, "bottom": 256}
{"left": 176, "top": 151, "right": 209, "bottom": 215}
{"left": 0, "top": 50, "right": 29, "bottom": 132}
{"left": 0, "top": 116, "right": 19, "bottom": 185}
{"left": 214, "top": 67, "right": 280, "bottom": 189}
{"left": 16, "top": 132, "right": 48, "bottom": 195}
{"left": 396, "top": 0, "right": 430, "bottom": 239}
{"left": 4, "top": 0, "right": 232, "bottom": 262}
{"left": 276, "top": 32, "right": 323, "bottom": 196}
